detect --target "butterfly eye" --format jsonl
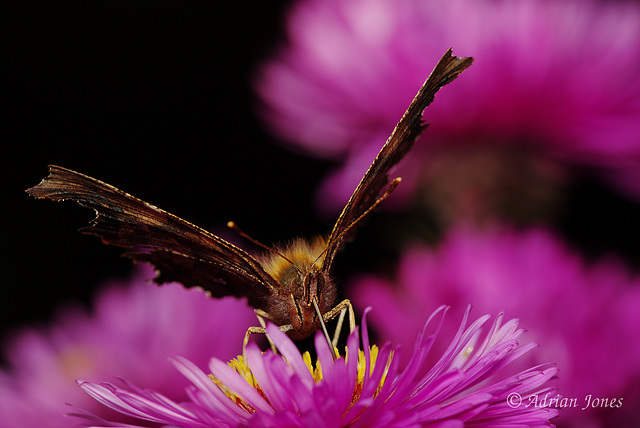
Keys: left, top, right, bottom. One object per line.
{"left": 291, "top": 277, "right": 305, "bottom": 299}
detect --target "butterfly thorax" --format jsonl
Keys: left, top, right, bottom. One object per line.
{"left": 258, "top": 236, "right": 338, "bottom": 339}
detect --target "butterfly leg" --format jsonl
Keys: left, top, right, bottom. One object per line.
{"left": 242, "top": 309, "right": 293, "bottom": 357}
{"left": 242, "top": 320, "right": 293, "bottom": 387}
{"left": 255, "top": 309, "right": 277, "bottom": 353}
{"left": 322, "top": 299, "right": 356, "bottom": 348}
{"left": 332, "top": 308, "right": 347, "bottom": 347}
{"left": 243, "top": 325, "right": 266, "bottom": 358}
{"left": 242, "top": 316, "right": 289, "bottom": 386}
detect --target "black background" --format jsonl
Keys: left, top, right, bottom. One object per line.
{"left": 3, "top": 0, "right": 322, "bottom": 338}
{"left": 4, "top": 0, "right": 640, "bottom": 347}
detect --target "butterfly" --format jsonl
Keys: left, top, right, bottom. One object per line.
{"left": 27, "top": 49, "right": 472, "bottom": 353}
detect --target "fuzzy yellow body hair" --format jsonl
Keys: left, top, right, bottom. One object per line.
{"left": 258, "top": 236, "right": 327, "bottom": 283}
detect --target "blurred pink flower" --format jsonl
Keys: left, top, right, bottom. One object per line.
{"left": 350, "top": 227, "right": 640, "bottom": 427}
{"left": 0, "top": 266, "right": 256, "bottom": 428}
{"left": 74, "top": 307, "right": 559, "bottom": 427}
{"left": 256, "top": 0, "right": 640, "bottom": 221}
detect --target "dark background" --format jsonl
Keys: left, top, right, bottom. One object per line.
{"left": 3, "top": 0, "right": 318, "bottom": 339}
{"left": 4, "top": 0, "right": 640, "bottom": 347}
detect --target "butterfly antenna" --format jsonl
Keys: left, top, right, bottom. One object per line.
{"left": 227, "top": 221, "right": 303, "bottom": 275}
{"left": 311, "top": 177, "right": 402, "bottom": 268}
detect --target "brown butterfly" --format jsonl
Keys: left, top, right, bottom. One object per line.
{"left": 27, "top": 49, "right": 472, "bottom": 353}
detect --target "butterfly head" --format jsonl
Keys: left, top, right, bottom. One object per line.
{"left": 283, "top": 263, "right": 325, "bottom": 307}
{"left": 259, "top": 236, "right": 338, "bottom": 338}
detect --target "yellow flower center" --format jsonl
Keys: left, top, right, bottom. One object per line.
{"left": 209, "top": 345, "right": 392, "bottom": 414}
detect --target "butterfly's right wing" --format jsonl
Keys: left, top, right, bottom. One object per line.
{"left": 26, "top": 165, "right": 281, "bottom": 308}
{"left": 322, "top": 49, "right": 473, "bottom": 273}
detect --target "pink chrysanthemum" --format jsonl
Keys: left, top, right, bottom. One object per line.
{"left": 0, "top": 266, "right": 256, "bottom": 428}
{"left": 351, "top": 227, "right": 640, "bottom": 426}
{"left": 74, "top": 306, "right": 559, "bottom": 427}
{"left": 256, "top": 0, "right": 640, "bottom": 220}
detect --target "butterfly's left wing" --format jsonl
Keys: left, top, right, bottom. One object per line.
{"left": 27, "top": 165, "right": 281, "bottom": 308}
{"left": 322, "top": 49, "right": 473, "bottom": 273}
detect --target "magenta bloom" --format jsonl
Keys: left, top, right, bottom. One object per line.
{"left": 256, "top": 0, "right": 640, "bottom": 218}
{"left": 75, "top": 306, "right": 559, "bottom": 427}
{"left": 351, "top": 227, "right": 640, "bottom": 426}
{"left": 0, "top": 266, "right": 256, "bottom": 428}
